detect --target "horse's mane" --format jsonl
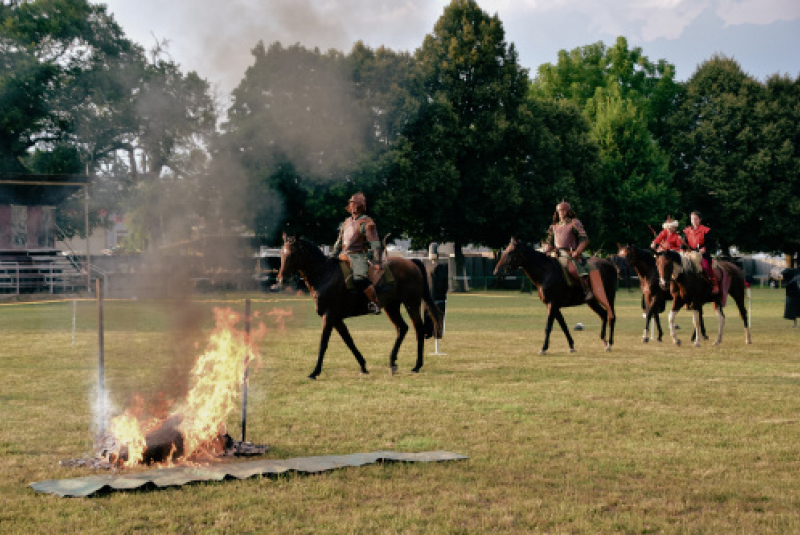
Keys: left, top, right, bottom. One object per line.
{"left": 297, "top": 237, "right": 328, "bottom": 263}
{"left": 295, "top": 238, "right": 338, "bottom": 291}
{"left": 662, "top": 249, "right": 700, "bottom": 277}
{"left": 680, "top": 253, "right": 700, "bottom": 276}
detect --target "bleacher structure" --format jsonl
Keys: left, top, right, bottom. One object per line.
{"left": 1, "top": 173, "right": 91, "bottom": 295}
{"left": 0, "top": 249, "right": 85, "bottom": 295}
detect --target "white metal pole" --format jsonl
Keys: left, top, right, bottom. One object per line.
{"left": 72, "top": 299, "right": 76, "bottom": 347}
{"left": 747, "top": 286, "right": 752, "bottom": 328}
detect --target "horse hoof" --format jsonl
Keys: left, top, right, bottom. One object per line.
{"left": 411, "top": 367, "right": 421, "bottom": 373}
{"left": 642, "top": 338, "right": 649, "bottom": 344}
{"left": 390, "top": 365, "right": 398, "bottom": 375}
{"left": 539, "top": 350, "right": 547, "bottom": 356}
{"left": 694, "top": 342, "right": 701, "bottom": 348}
{"left": 361, "top": 370, "right": 369, "bottom": 375}
{"left": 713, "top": 341, "right": 721, "bottom": 346}
{"left": 308, "top": 374, "right": 318, "bottom": 381}
{"left": 674, "top": 340, "right": 681, "bottom": 347}
{"left": 569, "top": 348, "right": 577, "bottom": 353}
{"left": 605, "top": 345, "right": 612, "bottom": 352}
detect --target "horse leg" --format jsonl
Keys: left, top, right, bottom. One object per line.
{"left": 691, "top": 309, "right": 702, "bottom": 347}
{"left": 384, "top": 303, "right": 408, "bottom": 375}
{"left": 668, "top": 306, "right": 681, "bottom": 346}
{"left": 731, "top": 289, "right": 752, "bottom": 344}
{"left": 712, "top": 303, "right": 726, "bottom": 346}
{"left": 587, "top": 300, "right": 613, "bottom": 351}
{"left": 406, "top": 305, "right": 426, "bottom": 373}
{"left": 332, "top": 320, "right": 368, "bottom": 375}
{"left": 553, "top": 309, "right": 575, "bottom": 353}
{"left": 310, "top": 315, "right": 335, "bottom": 380}
{"left": 699, "top": 306, "right": 709, "bottom": 340}
{"left": 540, "top": 305, "right": 557, "bottom": 355}
{"left": 642, "top": 297, "right": 652, "bottom": 343}
{"left": 654, "top": 312, "right": 664, "bottom": 342}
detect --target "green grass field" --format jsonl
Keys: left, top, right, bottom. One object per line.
{"left": 1, "top": 287, "right": 799, "bottom": 533}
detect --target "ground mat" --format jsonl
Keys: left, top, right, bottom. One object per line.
{"left": 30, "top": 450, "right": 468, "bottom": 497}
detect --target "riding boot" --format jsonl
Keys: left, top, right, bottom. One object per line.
{"left": 363, "top": 284, "right": 382, "bottom": 315}
{"left": 578, "top": 275, "right": 592, "bottom": 302}
{"left": 589, "top": 270, "right": 615, "bottom": 320}
{"left": 702, "top": 261, "right": 719, "bottom": 294}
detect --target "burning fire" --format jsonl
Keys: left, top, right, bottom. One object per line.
{"left": 102, "top": 306, "right": 273, "bottom": 467}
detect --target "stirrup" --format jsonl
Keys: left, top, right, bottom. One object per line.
{"left": 367, "top": 302, "right": 381, "bottom": 315}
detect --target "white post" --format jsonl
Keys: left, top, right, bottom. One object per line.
{"left": 650, "top": 320, "right": 655, "bottom": 341}
{"left": 747, "top": 286, "right": 752, "bottom": 328}
{"left": 72, "top": 299, "right": 76, "bottom": 347}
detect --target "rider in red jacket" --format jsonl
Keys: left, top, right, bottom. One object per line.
{"left": 650, "top": 216, "right": 684, "bottom": 252}
{"left": 683, "top": 211, "right": 719, "bottom": 294}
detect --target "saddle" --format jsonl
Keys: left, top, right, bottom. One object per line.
{"left": 550, "top": 250, "right": 592, "bottom": 286}
{"left": 338, "top": 256, "right": 395, "bottom": 293}
{"left": 686, "top": 253, "right": 730, "bottom": 305}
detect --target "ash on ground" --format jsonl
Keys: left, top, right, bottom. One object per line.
{"left": 59, "top": 433, "right": 269, "bottom": 470}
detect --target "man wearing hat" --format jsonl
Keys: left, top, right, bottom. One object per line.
{"left": 331, "top": 192, "right": 383, "bottom": 314}
{"left": 683, "top": 211, "right": 719, "bottom": 294}
{"left": 650, "top": 216, "right": 685, "bottom": 252}
{"left": 543, "top": 200, "right": 614, "bottom": 319}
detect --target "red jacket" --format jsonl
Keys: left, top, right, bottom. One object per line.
{"left": 652, "top": 229, "right": 684, "bottom": 252}
{"left": 684, "top": 224, "right": 710, "bottom": 251}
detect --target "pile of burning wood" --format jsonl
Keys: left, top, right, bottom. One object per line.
{"left": 63, "top": 306, "right": 272, "bottom": 470}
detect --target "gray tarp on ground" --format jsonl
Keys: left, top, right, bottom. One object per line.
{"left": 30, "top": 450, "right": 468, "bottom": 498}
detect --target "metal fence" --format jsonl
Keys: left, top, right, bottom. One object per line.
{"left": 0, "top": 261, "right": 88, "bottom": 295}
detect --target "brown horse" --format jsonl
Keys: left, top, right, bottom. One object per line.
{"left": 494, "top": 237, "right": 616, "bottom": 355}
{"left": 655, "top": 250, "right": 751, "bottom": 346}
{"left": 618, "top": 244, "right": 707, "bottom": 343}
{"left": 275, "top": 235, "right": 443, "bottom": 379}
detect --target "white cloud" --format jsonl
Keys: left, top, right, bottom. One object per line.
{"left": 716, "top": 0, "right": 800, "bottom": 26}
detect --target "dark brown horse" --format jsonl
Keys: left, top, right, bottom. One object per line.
{"left": 618, "top": 244, "right": 707, "bottom": 343}
{"left": 655, "top": 250, "right": 752, "bottom": 346}
{"left": 275, "top": 235, "right": 443, "bottom": 379}
{"left": 494, "top": 237, "right": 616, "bottom": 355}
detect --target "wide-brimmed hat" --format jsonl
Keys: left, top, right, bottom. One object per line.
{"left": 662, "top": 216, "right": 679, "bottom": 229}
{"left": 556, "top": 200, "right": 571, "bottom": 211}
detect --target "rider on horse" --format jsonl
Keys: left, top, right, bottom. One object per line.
{"left": 542, "top": 200, "right": 614, "bottom": 319}
{"left": 684, "top": 211, "right": 719, "bottom": 294}
{"left": 331, "top": 192, "right": 383, "bottom": 314}
{"left": 650, "top": 216, "right": 685, "bottom": 252}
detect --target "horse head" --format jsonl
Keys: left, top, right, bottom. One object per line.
{"left": 494, "top": 236, "right": 524, "bottom": 276}
{"left": 655, "top": 250, "right": 682, "bottom": 291}
{"left": 275, "top": 232, "right": 302, "bottom": 288}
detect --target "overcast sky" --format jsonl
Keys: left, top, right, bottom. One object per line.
{"left": 101, "top": 0, "right": 800, "bottom": 96}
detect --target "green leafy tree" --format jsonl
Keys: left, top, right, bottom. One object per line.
{"left": 663, "top": 55, "right": 765, "bottom": 253}
{"left": 375, "top": 0, "right": 531, "bottom": 288}
{"left": 749, "top": 74, "right": 800, "bottom": 258}
{"left": 531, "top": 37, "right": 680, "bottom": 249}
{"left": 0, "top": 0, "right": 139, "bottom": 172}
{"left": 532, "top": 36, "right": 679, "bottom": 136}
{"left": 587, "top": 87, "right": 676, "bottom": 248}
{"left": 215, "top": 41, "right": 379, "bottom": 245}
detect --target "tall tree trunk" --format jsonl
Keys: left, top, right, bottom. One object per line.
{"left": 453, "top": 241, "right": 468, "bottom": 293}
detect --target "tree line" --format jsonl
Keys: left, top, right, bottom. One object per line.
{"left": 2, "top": 0, "right": 799, "bottom": 265}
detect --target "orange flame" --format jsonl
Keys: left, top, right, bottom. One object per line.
{"left": 103, "top": 306, "right": 267, "bottom": 467}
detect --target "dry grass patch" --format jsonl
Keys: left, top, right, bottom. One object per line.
{"left": 1, "top": 288, "right": 799, "bottom": 532}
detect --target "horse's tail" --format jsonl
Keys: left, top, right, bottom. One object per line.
{"left": 412, "top": 259, "right": 444, "bottom": 339}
